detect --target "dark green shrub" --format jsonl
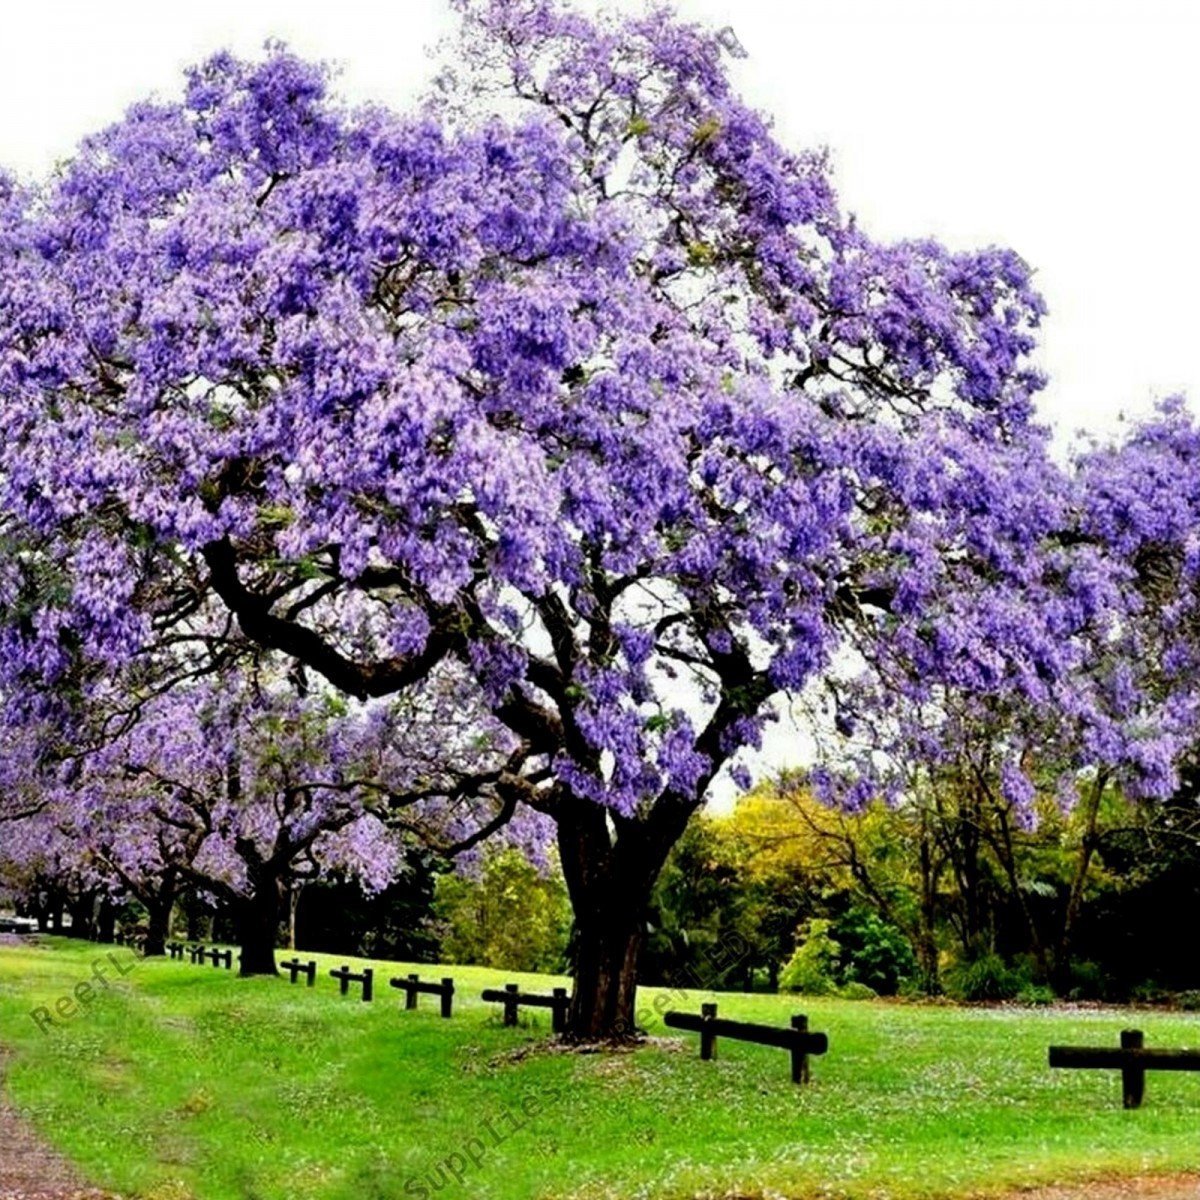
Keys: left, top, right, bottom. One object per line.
{"left": 837, "top": 980, "right": 879, "bottom": 1001}
{"left": 1015, "top": 983, "right": 1055, "bottom": 1006}
{"left": 897, "top": 973, "right": 941, "bottom": 999}
{"left": 832, "top": 907, "right": 916, "bottom": 996}
{"left": 1066, "top": 959, "right": 1106, "bottom": 1001}
{"left": 1130, "top": 979, "right": 1168, "bottom": 1005}
{"left": 943, "top": 952, "right": 1024, "bottom": 1002}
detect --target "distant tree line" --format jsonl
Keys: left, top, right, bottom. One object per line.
{"left": 642, "top": 774, "right": 1200, "bottom": 1004}
{"left": 11, "top": 765, "right": 1197, "bottom": 1009}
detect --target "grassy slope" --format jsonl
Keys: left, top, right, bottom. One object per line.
{"left": 0, "top": 939, "right": 1197, "bottom": 1200}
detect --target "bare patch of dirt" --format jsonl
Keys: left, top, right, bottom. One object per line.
{"left": 0, "top": 1052, "right": 120, "bottom": 1200}
{"left": 484, "top": 1033, "right": 684, "bottom": 1068}
{"left": 714, "top": 1178, "right": 1200, "bottom": 1200}
{"left": 992, "top": 1175, "right": 1200, "bottom": 1200}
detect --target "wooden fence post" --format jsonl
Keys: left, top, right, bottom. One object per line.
{"left": 1122, "top": 1029, "right": 1145, "bottom": 1109}
{"left": 791, "top": 1015, "right": 811, "bottom": 1084}
{"left": 441, "top": 978, "right": 454, "bottom": 1019}
{"left": 405, "top": 973, "right": 419, "bottom": 1010}
{"left": 700, "top": 1002, "right": 718, "bottom": 1061}
{"left": 504, "top": 983, "right": 519, "bottom": 1026}
{"left": 551, "top": 987, "right": 568, "bottom": 1034}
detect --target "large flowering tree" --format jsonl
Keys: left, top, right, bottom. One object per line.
{"left": 0, "top": 0, "right": 1140, "bottom": 1035}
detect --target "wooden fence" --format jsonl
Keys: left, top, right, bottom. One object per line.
{"left": 329, "top": 964, "right": 374, "bottom": 1002}
{"left": 664, "top": 1003, "right": 828, "bottom": 1084}
{"left": 481, "top": 984, "right": 569, "bottom": 1033}
{"left": 390, "top": 973, "right": 455, "bottom": 1018}
{"left": 1049, "top": 1029, "right": 1200, "bottom": 1108}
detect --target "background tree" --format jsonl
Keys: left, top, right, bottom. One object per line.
{"left": 434, "top": 846, "right": 571, "bottom": 974}
{"left": 43, "top": 661, "right": 537, "bottom": 974}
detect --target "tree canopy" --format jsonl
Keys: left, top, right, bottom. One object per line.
{"left": 1, "top": 0, "right": 1197, "bottom": 1035}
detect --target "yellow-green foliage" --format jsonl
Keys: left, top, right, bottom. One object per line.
{"left": 433, "top": 848, "right": 571, "bottom": 974}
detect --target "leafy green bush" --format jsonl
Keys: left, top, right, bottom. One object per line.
{"left": 1177, "top": 990, "right": 1200, "bottom": 1012}
{"left": 943, "top": 952, "right": 1024, "bottom": 1002}
{"left": 779, "top": 919, "right": 841, "bottom": 995}
{"left": 837, "top": 980, "right": 879, "bottom": 1001}
{"left": 433, "top": 848, "right": 571, "bottom": 973}
{"left": 778, "top": 909, "right": 914, "bottom": 997}
{"left": 1015, "top": 983, "right": 1055, "bottom": 1006}
{"left": 1131, "top": 979, "right": 1168, "bottom": 1005}
{"left": 897, "top": 973, "right": 938, "bottom": 999}
{"left": 832, "top": 906, "right": 916, "bottom": 996}
{"left": 1066, "top": 959, "right": 1106, "bottom": 1002}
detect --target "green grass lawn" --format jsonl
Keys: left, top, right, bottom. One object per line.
{"left": 1, "top": 938, "right": 1198, "bottom": 1200}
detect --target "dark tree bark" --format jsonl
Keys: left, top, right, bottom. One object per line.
{"left": 68, "top": 894, "right": 96, "bottom": 941}
{"left": 987, "top": 803, "right": 1051, "bottom": 980}
{"left": 567, "top": 903, "right": 645, "bottom": 1039}
{"left": 1053, "top": 772, "right": 1108, "bottom": 991}
{"left": 557, "top": 796, "right": 687, "bottom": 1040}
{"left": 935, "top": 781, "right": 993, "bottom": 958}
{"left": 916, "top": 821, "right": 942, "bottom": 993}
{"left": 237, "top": 870, "right": 282, "bottom": 976}
{"left": 142, "top": 888, "right": 175, "bottom": 958}
{"left": 184, "top": 892, "right": 206, "bottom": 942}
{"left": 96, "top": 897, "right": 116, "bottom": 944}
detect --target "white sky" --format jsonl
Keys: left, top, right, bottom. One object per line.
{"left": 1, "top": 0, "right": 1196, "bottom": 799}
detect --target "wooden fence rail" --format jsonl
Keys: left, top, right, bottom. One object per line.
{"left": 1049, "top": 1029, "right": 1200, "bottom": 1108}
{"left": 390, "top": 973, "right": 455, "bottom": 1018}
{"left": 278, "top": 957, "right": 317, "bottom": 987}
{"left": 330, "top": 965, "right": 374, "bottom": 1002}
{"left": 665, "top": 1004, "right": 828, "bottom": 1085}
{"left": 481, "top": 984, "right": 569, "bottom": 1033}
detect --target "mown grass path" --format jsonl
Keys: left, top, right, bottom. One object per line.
{"left": 1, "top": 940, "right": 1198, "bottom": 1200}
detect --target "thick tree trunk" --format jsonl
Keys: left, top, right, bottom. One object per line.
{"left": 96, "top": 898, "right": 116, "bottom": 944}
{"left": 184, "top": 894, "right": 206, "bottom": 943}
{"left": 557, "top": 799, "right": 680, "bottom": 1040}
{"left": 141, "top": 868, "right": 178, "bottom": 958}
{"left": 569, "top": 904, "right": 645, "bottom": 1039}
{"left": 237, "top": 876, "right": 282, "bottom": 976}
{"left": 68, "top": 895, "right": 95, "bottom": 941}
{"left": 143, "top": 897, "right": 173, "bottom": 958}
